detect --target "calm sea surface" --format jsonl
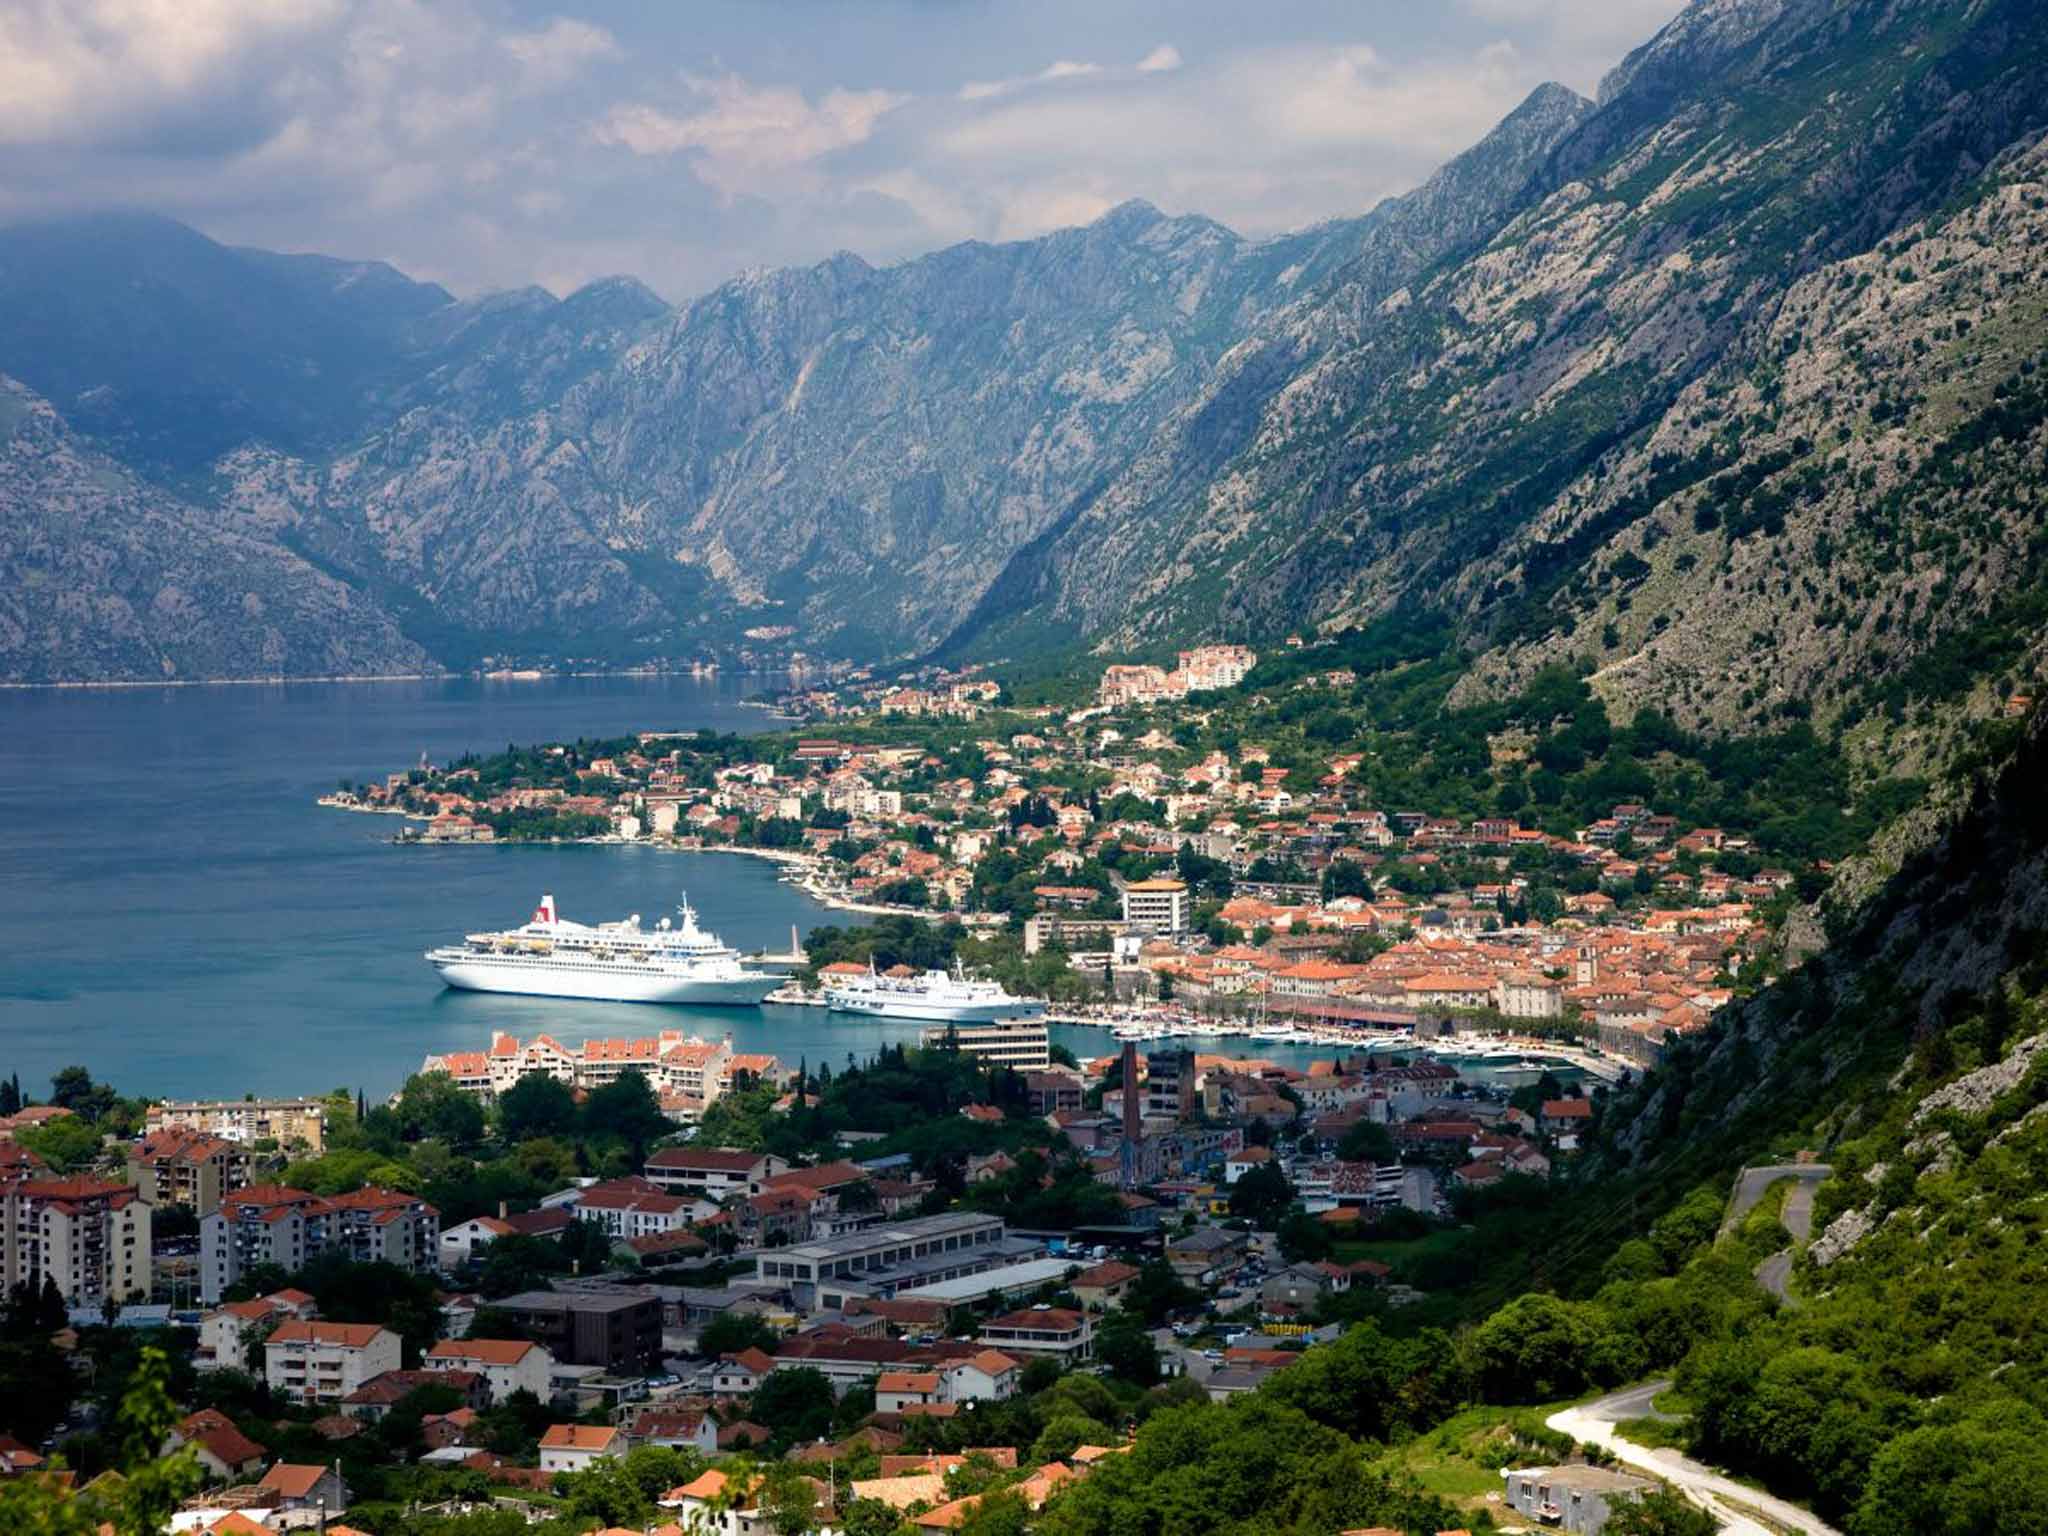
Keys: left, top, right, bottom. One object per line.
{"left": 0, "top": 676, "right": 1541, "bottom": 1103}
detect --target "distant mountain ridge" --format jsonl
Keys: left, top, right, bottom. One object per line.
{"left": 5, "top": 0, "right": 2048, "bottom": 703}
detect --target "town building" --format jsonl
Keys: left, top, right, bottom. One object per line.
{"left": 1144, "top": 1049, "right": 1196, "bottom": 1121}
{"left": 538, "top": 1424, "right": 624, "bottom": 1474}
{"left": 977, "top": 1307, "right": 1094, "bottom": 1363}
{"left": 420, "top": 1030, "right": 762, "bottom": 1114}
{"left": 752, "top": 1212, "right": 1028, "bottom": 1309}
{"left": 165, "top": 1409, "right": 268, "bottom": 1483}
{"left": 343, "top": 1367, "right": 490, "bottom": 1420}
{"left": 916, "top": 1019, "right": 1050, "bottom": 1071}
{"left": 145, "top": 1098, "right": 327, "bottom": 1151}
{"left": 642, "top": 1148, "right": 789, "bottom": 1199}
{"left": 125, "top": 1127, "right": 251, "bottom": 1217}
{"left": 1069, "top": 1261, "right": 1141, "bottom": 1311}
{"left": 264, "top": 1320, "right": 402, "bottom": 1405}
{"left": 0, "top": 1175, "right": 152, "bottom": 1307}
{"left": 259, "top": 1463, "right": 351, "bottom": 1519}
{"left": 200, "top": 1185, "right": 440, "bottom": 1305}
{"left": 1121, "top": 878, "right": 1191, "bottom": 935}
{"left": 493, "top": 1290, "right": 664, "bottom": 1373}
{"left": 424, "top": 1338, "right": 556, "bottom": 1404}
{"left": 1501, "top": 1465, "right": 1655, "bottom": 1534}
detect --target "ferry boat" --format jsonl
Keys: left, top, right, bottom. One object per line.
{"left": 426, "top": 894, "right": 781, "bottom": 1005}
{"left": 822, "top": 961, "right": 1041, "bottom": 1024}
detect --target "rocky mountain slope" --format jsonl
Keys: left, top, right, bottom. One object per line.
{"left": 206, "top": 85, "right": 1591, "bottom": 667}
{"left": 0, "top": 379, "right": 428, "bottom": 683}
{"left": 5, "top": 0, "right": 2046, "bottom": 693}
{"left": 1007, "top": 0, "right": 2048, "bottom": 734}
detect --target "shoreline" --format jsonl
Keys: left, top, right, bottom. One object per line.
{"left": 325, "top": 799, "right": 921, "bottom": 920}
{"left": 0, "top": 664, "right": 816, "bottom": 694}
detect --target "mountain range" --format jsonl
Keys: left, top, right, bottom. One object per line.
{"left": 4, "top": 0, "right": 2048, "bottom": 705}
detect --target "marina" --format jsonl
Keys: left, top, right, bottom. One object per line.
{"left": 1038, "top": 1003, "right": 1629, "bottom": 1082}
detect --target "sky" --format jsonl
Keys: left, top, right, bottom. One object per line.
{"left": 0, "top": 0, "right": 1688, "bottom": 303}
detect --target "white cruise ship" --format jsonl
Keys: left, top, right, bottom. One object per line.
{"left": 822, "top": 962, "right": 1042, "bottom": 1024}
{"left": 426, "top": 894, "right": 781, "bottom": 1005}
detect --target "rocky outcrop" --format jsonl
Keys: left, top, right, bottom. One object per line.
{"left": 0, "top": 380, "right": 429, "bottom": 683}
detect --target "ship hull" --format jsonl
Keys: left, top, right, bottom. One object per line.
{"left": 430, "top": 956, "right": 781, "bottom": 1005}
{"left": 823, "top": 991, "right": 1043, "bottom": 1025}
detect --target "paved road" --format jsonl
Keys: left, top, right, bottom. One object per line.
{"left": 1722, "top": 1164, "right": 1833, "bottom": 1234}
{"left": 1550, "top": 1383, "right": 1844, "bottom": 1536}
{"left": 1593, "top": 1380, "right": 1682, "bottom": 1425}
{"left": 1724, "top": 1164, "right": 1831, "bottom": 1302}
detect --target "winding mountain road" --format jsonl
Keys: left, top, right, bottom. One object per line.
{"left": 1723, "top": 1164, "right": 1832, "bottom": 1302}
{"left": 1548, "top": 1383, "right": 1844, "bottom": 1536}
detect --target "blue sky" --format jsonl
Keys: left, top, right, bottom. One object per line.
{"left": 0, "top": 0, "right": 1686, "bottom": 301}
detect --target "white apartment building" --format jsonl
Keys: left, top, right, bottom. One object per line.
{"left": 1176, "top": 645, "right": 1257, "bottom": 692}
{"left": 420, "top": 1030, "right": 751, "bottom": 1108}
{"left": 538, "top": 1424, "right": 623, "bottom": 1473}
{"left": 916, "top": 1019, "right": 1050, "bottom": 1071}
{"left": 0, "top": 1175, "right": 152, "bottom": 1307}
{"left": 265, "top": 1320, "right": 401, "bottom": 1404}
{"left": 200, "top": 1184, "right": 439, "bottom": 1305}
{"left": 195, "top": 1290, "right": 318, "bottom": 1372}
{"left": 1496, "top": 972, "right": 1565, "bottom": 1020}
{"left": 642, "top": 1148, "right": 789, "bottom": 1199}
{"left": 1121, "top": 877, "right": 1191, "bottom": 935}
{"left": 145, "top": 1098, "right": 328, "bottom": 1151}
{"left": 425, "top": 1338, "right": 555, "bottom": 1404}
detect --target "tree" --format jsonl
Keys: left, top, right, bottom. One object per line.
{"left": 1095, "top": 1317, "right": 1161, "bottom": 1387}
{"left": 699, "top": 1312, "right": 779, "bottom": 1359}
{"left": 1277, "top": 1211, "right": 1335, "bottom": 1263}
{"left": 1336, "top": 1120, "right": 1396, "bottom": 1164}
{"left": 840, "top": 1497, "right": 916, "bottom": 1536}
{"left": 1468, "top": 1293, "right": 1605, "bottom": 1403}
{"left": 1604, "top": 1488, "right": 1719, "bottom": 1536}
{"left": 476, "top": 1236, "right": 569, "bottom": 1299}
{"left": 751, "top": 1367, "right": 837, "bottom": 1447}
{"left": 394, "top": 1072, "right": 486, "bottom": 1147}
{"left": 955, "top": 1489, "right": 1032, "bottom": 1536}
{"left": 17, "top": 1116, "right": 103, "bottom": 1172}
{"left": 106, "top": 1345, "right": 202, "bottom": 1536}
{"left": 497, "top": 1073, "right": 578, "bottom": 1143}
{"left": 1120, "top": 1259, "right": 1199, "bottom": 1326}
{"left": 1032, "top": 1413, "right": 1116, "bottom": 1464}
{"left": 1228, "top": 1161, "right": 1295, "bottom": 1227}
{"left": 579, "top": 1070, "right": 671, "bottom": 1161}
{"left": 556, "top": 1456, "right": 649, "bottom": 1526}
{"left": 48, "top": 1067, "right": 96, "bottom": 1113}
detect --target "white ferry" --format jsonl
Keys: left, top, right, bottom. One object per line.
{"left": 822, "top": 961, "right": 1041, "bottom": 1024}
{"left": 426, "top": 893, "right": 781, "bottom": 1005}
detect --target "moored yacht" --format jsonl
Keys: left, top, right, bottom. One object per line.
{"left": 822, "top": 960, "right": 1040, "bottom": 1024}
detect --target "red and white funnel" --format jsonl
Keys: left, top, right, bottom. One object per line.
{"left": 533, "top": 893, "right": 558, "bottom": 925}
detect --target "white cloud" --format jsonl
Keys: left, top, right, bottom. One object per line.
{"left": 0, "top": 0, "right": 1693, "bottom": 302}
{"left": 959, "top": 58, "right": 1102, "bottom": 102}
{"left": 0, "top": 0, "right": 341, "bottom": 148}
{"left": 501, "top": 17, "right": 619, "bottom": 91}
{"left": 595, "top": 73, "right": 910, "bottom": 196}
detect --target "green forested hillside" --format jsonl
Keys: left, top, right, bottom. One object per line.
{"left": 1518, "top": 707, "right": 2048, "bottom": 1532}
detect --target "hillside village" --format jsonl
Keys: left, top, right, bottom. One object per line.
{"left": 334, "top": 640, "right": 1801, "bottom": 1074}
